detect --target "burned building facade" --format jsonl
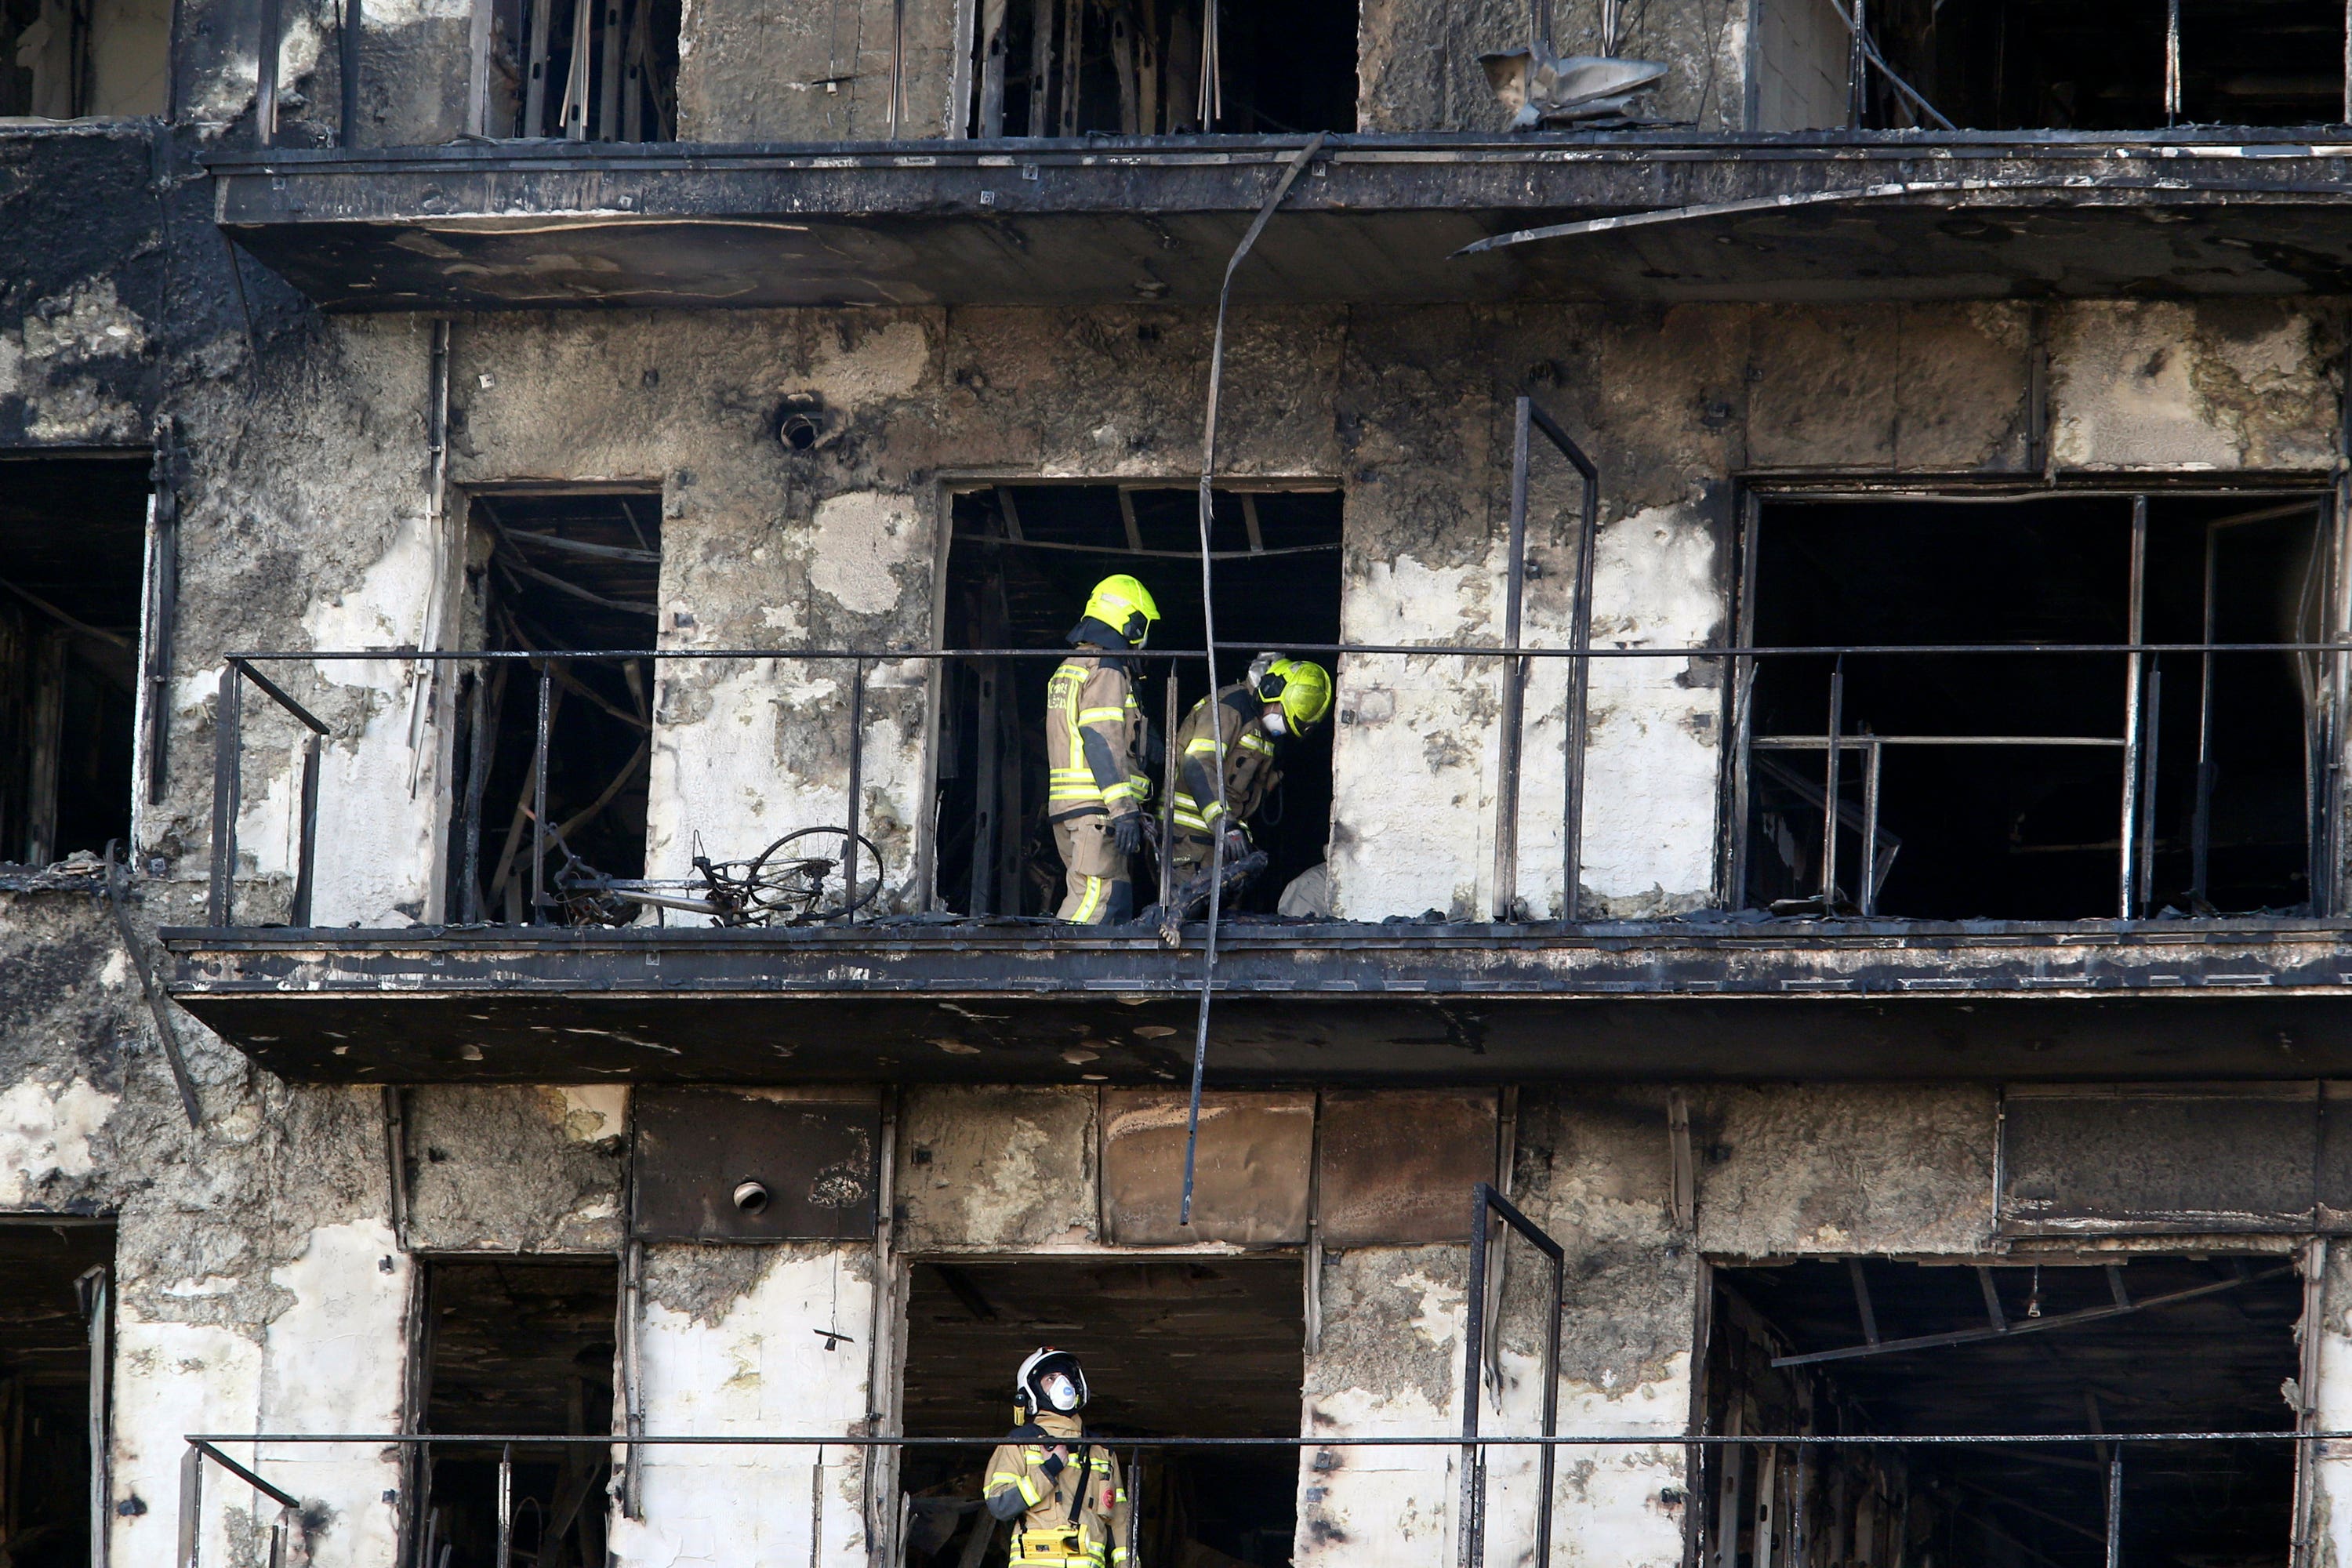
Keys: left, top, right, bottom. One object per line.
{"left": 15, "top": 2, "right": 2352, "bottom": 1568}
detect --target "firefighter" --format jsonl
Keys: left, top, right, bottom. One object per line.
{"left": 983, "top": 1349, "right": 1133, "bottom": 1568}
{"left": 1167, "top": 654, "right": 1333, "bottom": 880}
{"left": 1046, "top": 575, "right": 1159, "bottom": 923}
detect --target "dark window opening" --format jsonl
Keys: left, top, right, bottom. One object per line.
{"left": 1704, "top": 1258, "right": 2299, "bottom": 1568}
{"left": 966, "top": 0, "right": 1355, "bottom": 136}
{"left": 485, "top": 0, "right": 680, "bottom": 140}
{"left": 0, "top": 0, "right": 169, "bottom": 117}
{"left": 0, "top": 456, "right": 147, "bottom": 869}
{"left": 935, "top": 485, "right": 1342, "bottom": 919}
{"left": 446, "top": 491, "right": 659, "bottom": 924}
{"left": 416, "top": 1258, "right": 618, "bottom": 1568}
{"left": 1857, "top": 0, "right": 2345, "bottom": 129}
{"left": 1739, "top": 493, "right": 2328, "bottom": 920}
{"left": 899, "top": 1258, "right": 1303, "bottom": 1568}
{"left": 0, "top": 1221, "right": 113, "bottom": 1568}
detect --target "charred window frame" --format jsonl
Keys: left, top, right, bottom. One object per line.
{"left": 1753, "top": 0, "right": 2352, "bottom": 131}
{"left": 957, "top": 0, "right": 1356, "bottom": 136}
{"left": 445, "top": 488, "right": 659, "bottom": 925}
{"left": 0, "top": 453, "right": 151, "bottom": 870}
{"left": 0, "top": 0, "right": 169, "bottom": 118}
{"left": 467, "top": 0, "right": 680, "bottom": 140}
{"left": 409, "top": 1256, "right": 619, "bottom": 1568}
{"left": 929, "top": 481, "right": 1343, "bottom": 920}
{"left": 0, "top": 1221, "right": 114, "bottom": 1568}
{"left": 1722, "top": 483, "right": 2343, "bottom": 922}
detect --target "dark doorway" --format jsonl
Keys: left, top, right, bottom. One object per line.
{"left": 899, "top": 1257, "right": 1304, "bottom": 1568}
{"left": 1861, "top": 0, "right": 2344, "bottom": 129}
{"left": 1740, "top": 492, "right": 2327, "bottom": 920}
{"left": 967, "top": 0, "right": 1356, "bottom": 136}
{"left": 935, "top": 485, "right": 1343, "bottom": 919}
{"left": 0, "top": 455, "right": 146, "bottom": 869}
{"left": 0, "top": 1221, "right": 112, "bottom": 1568}
{"left": 416, "top": 1258, "right": 619, "bottom": 1568}
{"left": 1704, "top": 1257, "right": 2300, "bottom": 1568}
{"left": 447, "top": 490, "right": 659, "bottom": 924}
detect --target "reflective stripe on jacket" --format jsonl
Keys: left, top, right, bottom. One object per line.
{"left": 1046, "top": 650, "right": 1149, "bottom": 822}
{"left": 1171, "top": 684, "right": 1279, "bottom": 833}
{"left": 984, "top": 1417, "right": 1132, "bottom": 1568}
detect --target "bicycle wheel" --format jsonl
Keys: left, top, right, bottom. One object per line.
{"left": 739, "top": 827, "right": 885, "bottom": 924}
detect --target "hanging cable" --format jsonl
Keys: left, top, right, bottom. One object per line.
{"left": 1179, "top": 133, "right": 1326, "bottom": 1225}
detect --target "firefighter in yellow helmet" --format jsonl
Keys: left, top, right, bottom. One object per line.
{"left": 1167, "top": 654, "right": 1334, "bottom": 880}
{"left": 1045, "top": 575, "right": 1159, "bottom": 923}
{"left": 983, "top": 1349, "right": 1134, "bottom": 1568}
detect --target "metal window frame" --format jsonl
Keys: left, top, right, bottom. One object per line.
{"left": 1723, "top": 478, "right": 2343, "bottom": 920}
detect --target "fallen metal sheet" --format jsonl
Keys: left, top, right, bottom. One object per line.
{"left": 633, "top": 1087, "right": 880, "bottom": 1240}
{"left": 1103, "top": 1090, "right": 1313, "bottom": 1245}
{"left": 1316, "top": 1088, "right": 1498, "bottom": 1246}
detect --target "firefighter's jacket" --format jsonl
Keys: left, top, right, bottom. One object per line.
{"left": 1047, "top": 648, "right": 1149, "bottom": 822}
{"left": 1171, "top": 684, "right": 1280, "bottom": 835}
{"left": 984, "top": 1412, "right": 1133, "bottom": 1568}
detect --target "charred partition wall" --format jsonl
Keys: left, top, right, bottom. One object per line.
{"left": 899, "top": 1258, "right": 1305, "bottom": 1568}
{"left": 1856, "top": 0, "right": 2346, "bottom": 129}
{"left": 935, "top": 485, "right": 1341, "bottom": 918}
{"left": 1705, "top": 1258, "right": 2300, "bottom": 1568}
{"left": 1740, "top": 492, "right": 2328, "bottom": 920}
{"left": 0, "top": 1222, "right": 111, "bottom": 1568}
{"left": 416, "top": 1258, "right": 618, "bottom": 1568}
{"left": 964, "top": 0, "right": 1356, "bottom": 135}
{"left": 0, "top": 455, "right": 146, "bottom": 869}
{"left": 447, "top": 490, "right": 659, "bottom": 924}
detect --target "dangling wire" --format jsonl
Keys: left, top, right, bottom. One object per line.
{"left": 1178, "top": 133, "right": 1327, "bottom": 1225}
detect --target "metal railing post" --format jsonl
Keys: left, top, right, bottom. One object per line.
{"left": 291, "top": 731, "right": 321, "bottom": 927}
{"left": 2121, "top": 496, "right": 2149, "bottom": 918}
{"left": 532, "top": 661, "right": 551, "bottom": 924}
{"left": 845, "top": 658, "right": 865, "bottom": 924}
{"left": 208, "top": 666, "right": 241, "bottom": 926}
{"left": 177, "top": 1443, "right": 203, "bottom": 1568}
{"left": 1820, "top": 662, "right": 1843, "bottom": 909}
{"left": 1493, "top": 396, "right": 1532, "bottom": 922}
{"left": 256, "top": 0, "right": 283, "bottom": 143}
{"left": 1459, "top": 1187, "right": 1489, "bottom": 1568}
{"left": 2105, "top": 1449, "right": 2124, "bottom": 1568}
{"left": 497, "top": 1443, "right": 514, "bottom": 1568}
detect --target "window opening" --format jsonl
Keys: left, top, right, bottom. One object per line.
{"left": 898, "top": 1258, "right": 1304, "bottom": 1568}
{"left": 1761, "top": 0, "right": 2349, "bottom": 131}
{"left": 964, "top": 0, "right": 1355, "bottom": 136}
{"left": 446, "top": 490, "right": 659, "bottom": 924}
{"left": 0, "top": 0, "right": 168, "bottom": 117}
{"left": 0, "top": 1221, "right": 113, "bottom": 1568}
{"left": 415, "top": 1258, "right": 618, "bottom": 1568}
{"left": 483, "top": 0, "right": 679, "bottom": 140}
{"left": 1737, "top": 492, "right": 2328, "bottom": 920}
{"left": 934, "top": 485, "right": 1341, "bottom": 919}
{"left": 0, "top": 456, "right": 147, "bottom": 869}
{"left": 1702, "top": 1258, "right": 2299, "bottom": 1568}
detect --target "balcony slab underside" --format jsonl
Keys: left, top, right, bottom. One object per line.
{"left": 165, "top": 917, "right": 2352, "bottom": 1083}
{"left": 208, "top": 134, "right": 2352, "bottom": 308}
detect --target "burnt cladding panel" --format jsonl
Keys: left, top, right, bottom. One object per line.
{"left": 1999, "top": 1083, "right": 2318, "bottom": 1230}
{"left": 1102, "top": 1090, "right": 1313, "bottom": 1246}
{"left": 1315, "top": 1088, "right": 1498, "bottom": 1247}
{"left": 632, "top": 1088, "right": 880, "bottom": 1240}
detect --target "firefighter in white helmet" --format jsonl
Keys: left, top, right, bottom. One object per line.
{"left": 983, "top": 1349, "right": 1133, "bottom": 1568}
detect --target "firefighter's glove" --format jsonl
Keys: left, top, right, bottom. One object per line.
{"left": 1040, "top": 1449, "right": 1068, "bottom": 1480}
{"left": 1111, "top": 812, "right": 1146, "bottom": 858}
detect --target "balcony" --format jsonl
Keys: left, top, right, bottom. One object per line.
{"left": 206, "top": 131, "right": 2352, "bottom": 310}
{"left": 163, "top": 913, "right": 2352, "bottom": 1083}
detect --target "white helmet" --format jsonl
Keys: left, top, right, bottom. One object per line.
{"left": 1015, "top": 1348, "right": 1088, "bottom": 1417}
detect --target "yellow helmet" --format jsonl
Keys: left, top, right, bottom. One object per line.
{"left": 1081, "top": 574, "right": 1160, "bottom": 647}
{"left": 1258, "top": 658, "right": 1333, "bottom": 730}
